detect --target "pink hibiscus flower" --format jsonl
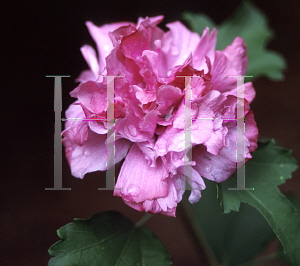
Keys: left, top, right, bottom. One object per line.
{"left": 62, "top": 15, "right": 258, "bottom": 217}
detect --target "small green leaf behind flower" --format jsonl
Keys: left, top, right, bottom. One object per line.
{"left": 48, "top": 211, "right": 172, "bottom": 266}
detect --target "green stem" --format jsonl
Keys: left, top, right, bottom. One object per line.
{"left": 135, "top": 213, "right": 153, "bottom": 227}
{"left": 177, "top": 195, "right": 220, "bottom": 266}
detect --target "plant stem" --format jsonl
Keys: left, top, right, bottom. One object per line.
{"left": 177, "top": 195, "right": 220, "bottom": 266}
{"left": 135, "top": 213, "right": 153, "bottom": 227}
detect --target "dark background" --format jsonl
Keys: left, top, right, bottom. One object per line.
{"left": 2, "top": 0, "right": 300, "bottom": 265}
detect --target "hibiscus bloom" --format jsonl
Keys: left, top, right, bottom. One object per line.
{"left": 62, "top": 15, "right": 258, "bottom": 216}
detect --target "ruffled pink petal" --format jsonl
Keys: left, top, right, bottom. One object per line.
{"left": 76, "top": 69, "right": 98, "bottom": 83}
{"left": 161, "top": 21, "right": 200, "bottom": 75}
{"left": 156, "top": 176, "right": 182, "bottom": 215}
{"left": 193, "top": 27, "right": 217, "bottom": 72}
{"left": 120, "top": 23, "right": 150, "bottom": 59}
{"left": 155, "top": 127, "right": 183, "bottom": 156}
{"left": 135, "top": 141, "right": 157, "bottom": 167}
{"left": 62, "top": 102, "right": 88, "bottom": 146}
{"left": 192, "top": 144, "right": 237, "bottom": 183}
{"left": 63, "top": 130, "right": 132, "bottom": 179}
{"left": 114, "top": 144, "right": 169, "bottom": 203}
{"left": 203, "top": 125, "right": 228, "bottom": 155}
{"left": 211, "top": 52, "right": 231, "bottom": 93}
{"left": 70, "top": 81, "right": 107, "bottom": 115}
{"left": 63, "top": 130, "right": 107, "bottom": 178}
{"left": 156, "top": 84, "right": 183, "bottom": 115}
{"left": 192, "top": 90, "right": 225, "bottom": 113}
{"left": 134, "top": 85, "right": 156, "bottom": 105}
{"left": 244, "top": 110, "right": 259, "bottom": 153}
{"left": 123, "top": 199, "right": 176, "bottom": 217}
{"left": 223, "top": 81, "right": 256, "bottom": 104}
{"left": 141, "top": 50, "right": 159, "bottom": 77}
{"left": 108, "top": 25, "right": 137, "bottom": 47}
{"left": 211, "top": 37, "right": 248, "bottom": 93}
{"left": 79, "top": 45, "right": 100, "bottom": 80}
{"left": 115, "top": 104, "right": 151, "bottom": 142}
{"left": 172, "top": 173, "right": 186, "bottom": 204}
{"left": 85, "top": 21, "right": 135, "bottom": 73}
{"left": 140, "top": 110, "right": 159, "bottom": 138}
{"left": 193, "top": 109, "right": 258, "bottom": 183}
{"left": 134, "top": 50, "right": 160, "bottom": 103}
{"left": 164, "top": 151, "right": 186, "bottom": 175}
{"left": 119, "top": 172, "right": 185, "bottom": 217}
{"left": 88, "top": 118, "right": 107, "bottom": 134}
{"left": 191, "top": 104, "right": 214, "bottom": 145}
{"left": 223, "top": 37, "right": 248, "bottom": 75}
{"left": 106, "top": 47, "right": 143, "bottom": 85}
{"left": 136, "top": 15, "right": 164, "bottom": 29}
{"left": 190, "top": 75, "right": 212, "bottom": 100}
{"left": 107, "top": 138, "right": 133, "bottom": 168}
{"left": 155, "top": 103, "right": 214, "bottom": 155}
{"left": 158, "top": 53, "right": 196, "bottom": 84}
{"left": 155, "top": 90, "right": 212, "bottom": 155}
{"left": 178, "top": 166, "right": 206, "bottom": 204}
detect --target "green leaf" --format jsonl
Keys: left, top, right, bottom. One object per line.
{"left": 219, "top": 139, "right": 300, "bottom": 264}
{"left": 183, "top": 1, "right": 286, "bottom": 81}
{"left": 48, "top": 211, "right": 171, "bottom": 266}
{"left": 189, "top": 180, "right": 275, "bottom": 265}
{"left": 278, "top": 195, "right": 300, "bottom": 265}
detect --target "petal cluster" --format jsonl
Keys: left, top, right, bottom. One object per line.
{"left": 62, "top": 16, "right": 258, "bottom": 216}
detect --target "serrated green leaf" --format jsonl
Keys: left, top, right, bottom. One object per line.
{"left": 48, "top": 211, "right": 171, "bottom": 266}
{"left": 183, "top": 1, "right": 286, "bottom": 80}
{"left": 219, "top": 140, "right": 300, "bottom": 264}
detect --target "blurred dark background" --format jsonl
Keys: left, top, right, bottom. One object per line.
{"left": 2, "top": 0, "right": 300, "bottom": 265}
